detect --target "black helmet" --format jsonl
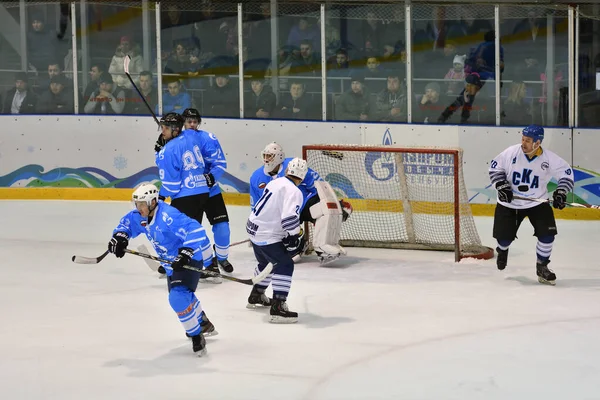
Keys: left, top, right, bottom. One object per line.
{"left": 160, "top": 112, "right": 184, "bottom": 136}
{"left": 182, "top": 108, "right": 201, "bottom": 123}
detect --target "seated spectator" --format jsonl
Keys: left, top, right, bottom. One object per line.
{"left": 437, "top": 73, "right": 483, "bottom": 124}
{"left": 374, "top": 71, "right": 407, "bottom": 122}
{"left": 415, "top": 82, "right": 442, "bottom": 123}
{"left": 244, "top": 78, "right": 276, "bottom": 119}
{"left": 37, "top": 75, "right": 75, "bottom": 114}
{"left": 502, "top": 79, "right": 532, "bottom": 126}
{"left": 287, "top": 16, "right": 320, "bottom": 49}
{"left": 445, "top": 55, "right": 466, "bottom": 96}
{"left": 275, "top": 81, "right": 317, "bottom": 120}
{"left": 204, "top": 74, "right": 239, "bottom": 118}
{"left": 126, "top": 71, "right": 157, "bottom": 115}
{"left": 108, "top": 36, "right": 144, "bottom": 90}
{"left": 335, "top": 75, "right": 374, "bottom": 121}
{"left": 160, "top": 78, "right": 191, "bottom": 114}
{"left": 327, "top": 49, "right": 351, "bottom": 92}
{"left": 39, "top": 61, "right": 73, "bottom": 91}
{"left": 83, "top": 74, "right": 126, "bottom": 115}
{"left": 2, "top": 72, "right": 38, "bottom": 114}
{"left": 364, "top": 56, "right": 386, "bottom": 93}
{"left": 83, "top": 62, "right": 107, "bottom": 100}
{"left": 164, "top": 41, "right": 192, "bottom": 75}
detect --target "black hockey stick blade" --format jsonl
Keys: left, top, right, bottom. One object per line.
{"left": 123, "top": 249, "right": 272, "bottom": 285}
{"left": 72, "top": 250, "right": 110, "bottom": 264}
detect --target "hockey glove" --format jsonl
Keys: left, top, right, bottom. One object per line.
{"left": 154, "top": 133, "right": 166, "bottom": 153}
{"left": 495, "top": 180, "right": 513, "bottom": 203}
{"left": 339, "top": 199, "right": 353, "bottom": 222}
{"left": 204, "top": 173, "right": 215, "bottom": 188}
{"left": 552, "top": 189, "right": 567, "bottom": 210}
{"left": 108, "top": 231, "right": 129, "bottom": 258}
{"left": 282, "top": 234, "right": 301, "bottom": 253}
{"left": 171, "top": 247, "right": 194, "bottom": 272}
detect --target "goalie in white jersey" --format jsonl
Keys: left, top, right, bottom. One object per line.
{"left": 245, "top": 158, "right": 307, "bottom": 323}
{"left": 489, "top": 125, "right": 574, "bottom": 285}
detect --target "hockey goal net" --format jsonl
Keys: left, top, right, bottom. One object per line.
{"left": 302, "top": 144, "right": 493, "bottom": 261}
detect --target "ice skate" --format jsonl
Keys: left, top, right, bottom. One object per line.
{"left": 269, "top": 299, "right": 298, "bottom": 324}
{"left": 199, "top": 259, "right": 222, "bottom": 284}
{"left": 536, "top": 259, "right": 556, "bottom": 285}
{"left": 496, "top": 247, "right": 508, "bottom": 270}
{"left": 191, "top": 333, "right": 207, "bottom": 357}
{"left": 213, "top": 244, "right": 234, "bottom": 273}
{"left": 247, "top": 286, "right": 271, "bottom": 309}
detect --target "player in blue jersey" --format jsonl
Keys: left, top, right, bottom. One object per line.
{"left": 182, "top": 108, "right": 233, "bottom": 273}
{"left": 107, "top": 184, "right": 217, "bottom": 356}
{"left": 249, "top": 142, "right": 353, "bottom": 266}
{"left": 154, "top": 112, "right": 222, "bottom": 282}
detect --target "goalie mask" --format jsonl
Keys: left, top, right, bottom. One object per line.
{"left": 261, "top": 142, "right": 285, "bottom": 174}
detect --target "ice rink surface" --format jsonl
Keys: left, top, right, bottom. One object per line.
{"left": 1, "top": 200, "right": 600, "bottom": 400}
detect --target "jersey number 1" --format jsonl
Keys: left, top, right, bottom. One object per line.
{"left": 253, "top": 189, "right": 272, "bottom": 217}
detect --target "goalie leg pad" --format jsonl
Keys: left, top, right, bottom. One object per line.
{"left": 310, "top": 181, "right": 345, "bottom": 257}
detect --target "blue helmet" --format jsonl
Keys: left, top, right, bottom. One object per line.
{"left": 522, "top": 125, "right": 544, "bottom": 143}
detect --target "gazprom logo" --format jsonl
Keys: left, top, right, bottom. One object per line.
{"left": 364, "top": 128, "right": 396, "bottom": 181}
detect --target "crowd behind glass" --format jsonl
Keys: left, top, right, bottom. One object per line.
{"left": 1, "top": 1, "right": 599, "bottom": 127}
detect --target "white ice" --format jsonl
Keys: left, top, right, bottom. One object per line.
{"left": 1, "top": 200, "right": 600, "bottom": 400}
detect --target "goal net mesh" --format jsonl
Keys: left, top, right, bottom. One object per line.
{"left": 303, "top": 144, "right": 492, "bottom": 259}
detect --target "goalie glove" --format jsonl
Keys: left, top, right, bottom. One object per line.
{"left": 339, "top": 199, "right": 353, "bottom": 222}
{"left": 552, "top": 189, "right": 567, "bottom": 210}
{"left": 171, "top": 247, "right": 194, "bottom": 272}
{"left": 108, "top": 231, "right": 129, "bottom": 258}
{"left": 495, "top": 180, "right": 513, "bottom": 203}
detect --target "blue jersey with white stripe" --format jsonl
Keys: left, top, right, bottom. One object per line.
{"left": 156, "top": 129, "right": 222, "bottom": 200}
{"left": 249, "top": 157, "right": 322, "bottom": 208}
{"left": 195, "top": 129, "right": 227, "bottom": 197}
{"left": 112, "top": 201, "right": 213, "bottom": 275}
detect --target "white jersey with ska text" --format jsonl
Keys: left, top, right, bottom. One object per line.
{"left": 489, "top": 144, "right": 574, "bottom": 209}
{"left": 246, "top": 176, "right": 304, "bottom": 246}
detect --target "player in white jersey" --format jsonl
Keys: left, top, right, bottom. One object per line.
{"left": 245, "top": 158, "right": 306, "bottom": 323}
{"left": 489, "top": 125, "right": 574, "bottom": 285}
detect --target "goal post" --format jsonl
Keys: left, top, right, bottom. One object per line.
{"left": 302, "top": 144, "right": 493, "bottom": 262}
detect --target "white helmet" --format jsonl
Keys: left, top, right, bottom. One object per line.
{"left": 132, "top": 183, "right": 159, "bottom": 206}
{"left": 261, "top": 142, "right": 285, "bottom": 174}
{"left": 285, "top": 157, "right": 308, "bottom": 181}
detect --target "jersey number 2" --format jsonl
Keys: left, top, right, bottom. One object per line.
{"left": 253, "top": 189, "right": 272, "bottom": 217}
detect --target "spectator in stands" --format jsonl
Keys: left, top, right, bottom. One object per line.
{"left": 364, "top": 56, "right": 386, "bottom": 93}
{"left": 444, "top": 55, "right": 466, "bottom": 95}
{"left": 415, "top": 82, "right": 442, "bottom": 124}
{"left": 83, "top": 62, "right": 107, "bottom": 100}
{"left": 160, "top": 78, "right": 191, "bottom": 114}
{"left": 247, "top": 3, "right": 272, "bottom": 59}
{"left": 327, "top": 49, "right": 351, "bottom": 92}
{"left": 2, "top": 72, "right": 37, "bottom": 114}
{"left": 244, "top": 78, "right": 276, "bottom": 119}
{"left": 27, "top": 14, "right": 60, "bottom": 73}
{"left": 335, "top": 75, "right": 373, "bottom": 121}
{"left": 275, "top": 81, "right": 317, "bottom": 120}
{"left": 204, "top": 74, "right": 239, "bottom": 118}
{"left": 501, "top": 78, "right": 532, "bottom": 126}
{"left": 374, "top": 71, "right": 407, "bottom": 122}
{"left": 40, "top": 61, "right": 73, "bottom": 91}
{"left": 291, "top": 40, "right": 321, "bottom": 92}
{"left": 164, "top": 41, "right": 192, "bottom": 75}
{"left": 37, "top": 75, "right": 74, "bottom": 114}
{"left": 161, "top": 5, "right": 194, "bottom": 61}
{"left": 126, "top": 71, "right": 157, "bottom": 115}
{"left": 465, "top": 30, "right": 504, "bottom": 82}
{"left": 287, "top": 16, "right": 320, "bottom": 49}
{"left": 359, "top": 11, "right": 386, "bottom": 59}
{"left": 109, "top": 36, "right": 144, "bottom": 90}
{"left": 83, "top": 73, "right": 126, "bottom": 115}
{"left": 437, "top": 73, "right": 483, "bottom": 124}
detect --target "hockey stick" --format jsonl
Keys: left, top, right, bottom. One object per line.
{"left": 124, "top": 249, "right": 273, "bottom": 286}
{"left": 137, "top": 239, "right": 251, "bottom": 271}
{"left": 513, "top": 195, "right": 600, "bottom": 209}
{"left": 124, "top": 55, "right": 160, "bottom": 126}
{"left": 72, "top": 250, "right": 110, "bottom": 264}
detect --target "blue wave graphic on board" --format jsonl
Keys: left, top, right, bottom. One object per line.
{"left": 325, "top": 173, "right": 364, "bottom": 199}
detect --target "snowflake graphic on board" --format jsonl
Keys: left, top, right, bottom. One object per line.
{"left": 113, "top": 155, "right": 128, "bottom": 171}
{"left": 239, "top": 162, "right": 247, "bottom": 171}
{"left": 27, "top": 145, "right": 35, "bottom": 153}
